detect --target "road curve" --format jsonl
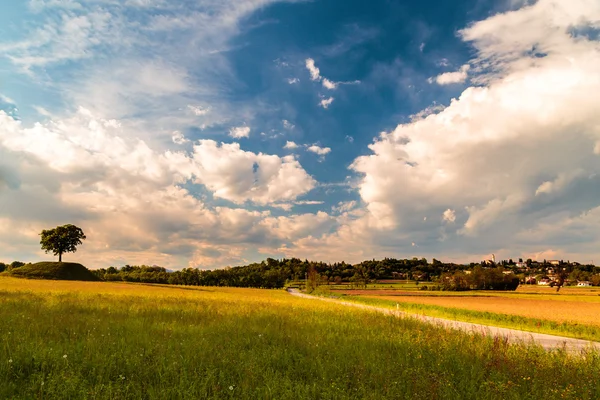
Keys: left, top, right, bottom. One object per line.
{"left": 287, "top": 289, "right": 600, "bottom": 353}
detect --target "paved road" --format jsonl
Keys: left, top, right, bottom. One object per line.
{"left": 287, "top": 289, "right": 600, "bottom": 353}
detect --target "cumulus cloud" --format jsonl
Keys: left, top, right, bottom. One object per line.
{"left": 171, "top": 131, "right": 189, "bottom": 144}
{"left": 322, "top": 78, "right": 337, "bottom": 90}
{"left": 307, "top": 145, "right": 331, "bottom": 156}
{"left": 229, "top": 126, "right": 250, "bottom": 138}
{"left": 442, "top": 209, "right": 456, "bottom": 223}
{"left": 430, "top": 64, "right": 470, "bottom": 85}
{"left": 284, "top": 141, "right": 299, "bottom": 149}
{"left": 319, "top": 97, "right": 334, "bottom": 109}
{"left": 287, "top": 77, "right": 299, "bottom": 84}
{"left": 190, "top": 140, "right": 316, "bottom": 204}
{"left": 305, "top": 58, "right": 321, "bottom": 81}
{"left": 0, "top": 109, "right": 322, "bottom": 267}
{"left": 276, "top": 0, "right": 600, "bottom": 263}
{"left": 261, "top": 211, "right": 334, "bottom": 241}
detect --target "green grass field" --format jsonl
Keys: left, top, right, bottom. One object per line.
{"left": 2, "top": 277, "right": 600, "bottom": 399}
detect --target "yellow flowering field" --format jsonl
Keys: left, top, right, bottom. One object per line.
{"left": 1, "top": 276, "right": 600, "bottom": 399}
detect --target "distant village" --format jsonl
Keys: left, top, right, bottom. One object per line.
{"left": 475, "top": 256, "right": 599, "bottom": 287}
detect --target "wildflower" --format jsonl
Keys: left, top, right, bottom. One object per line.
{"left": 8, "top": 359, "right": 12, "bottom": 363}
{"left": 229, "top": 386, "right": 234, "bottom": 391}
{"left": 63, "top": 354, "right": 67, "bottom": 359}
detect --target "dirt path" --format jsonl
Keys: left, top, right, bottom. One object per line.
{"left": 287, "top": 289, "right": 600, "bottom": 353}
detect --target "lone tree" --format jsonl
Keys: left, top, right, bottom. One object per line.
{"left": 40, "top": 224, "right": 86, "bottom": 262}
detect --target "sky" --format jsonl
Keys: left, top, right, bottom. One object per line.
{"left": 1, "top": 0, "right": 600, "bottom": 269}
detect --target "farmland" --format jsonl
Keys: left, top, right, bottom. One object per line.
{"left": 1, "top": 277, "right": 600, "bottom": 399}
{"left": 325, "top": 283, "right": 600, "bottom": 341}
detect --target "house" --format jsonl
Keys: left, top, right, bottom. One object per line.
{"left": 577, "top": 281, "right": 592, "bottom": 287}
{"left": 502, "top": 270, "right": 513, "bottom": 275}
{"left": 538, "top": 278, "right": 552, "bottom": 285}
{"left": 548, "top": 260, "right": 561, "bottom": 266}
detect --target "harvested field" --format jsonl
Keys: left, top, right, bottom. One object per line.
{"left": 358, "top": 295, "right": 600, "bottom": 327}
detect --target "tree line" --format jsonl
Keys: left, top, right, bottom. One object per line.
{"left": 4, "top": 256, "right": 600, "bottom": 290}
{"left": 85, "top": 257, "right": 572, "bottom": 290}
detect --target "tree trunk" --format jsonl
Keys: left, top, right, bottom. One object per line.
{"left": 59, "top": 252, "right": 62, "bottom": 262}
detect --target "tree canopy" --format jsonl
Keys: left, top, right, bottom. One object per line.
{"left": 40, "top": 224, "right": 86, "bottom": 262}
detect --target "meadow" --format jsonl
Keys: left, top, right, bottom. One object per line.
{"left": 2, "top": 277, "right": 600, "bottom": 399}
{"left": 325, "top": 284, "right": 600, "bottom": 341}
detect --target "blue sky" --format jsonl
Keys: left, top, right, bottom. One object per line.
{"left": 1, "top": 0, "right": 600, "bottom": 268}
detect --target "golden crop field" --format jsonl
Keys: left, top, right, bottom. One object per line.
{"left": 360, "top": 295, "right": 600, "bottom": 327}
{"left": 2, "top": 276, "right": 600, "bottom": 399}
{"left": 329, "top": 284, "right": 600, "bottom": 341}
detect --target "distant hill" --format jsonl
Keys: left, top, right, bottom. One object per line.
{"left": 10, "top": 262, "right": 99, "bottom": 281}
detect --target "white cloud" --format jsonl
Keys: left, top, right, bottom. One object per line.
{"left": 431, "top": 64, "right": 470, "bottom": 85}
{"left": 275, "top": 0, "right": 600, "bottom": 263}
{"left": 271, "top": 200, "right": 325, "bottom": 211}
{"left": 261, "top": 211, "right": 334, "bottom": 241}
{"left": 0, "top": 95, "right": 16, "bottom": 105}
{"left": 305, "top": 57, "right": 359, "bottom": 90}
{"left": 535, "top": 170, "right": 586, "bottom": 196}
{"left": 345, "top": 135, "right": 354, "bottom": 143}
{"left": 4, "top": 0, "right": 600, "bottom": 267}
{"left": 305, "top": 58, "right": 321, "bottom": 81}
{"left": 442, "top": 209, "right": 456, "bottom": 223}
{"left": 0, "top": 109, "right": 322, "bottom": 267}
{"left": 319, "top": 97, "right": 334, "bottom": 109}
{"left": 333, "top": 200, "right": 358, "bottom": 214}
{"left": 33, "top": 106, "right": 52, "bottom": 117}
{"left": 284, "top": 141, "right": 299, "bottom": 149}
{"left": 171, "top": 131, "right": 189, "bottom": 145}
{"left": 282, "top": 119, "right": 295, "bottom": 130}
{"left": 322, "top": 78, "right": 337, "bottom": 90}
{"left": 229, "top": 126, "right": 250, "bottom": 138}
{"left": 409, "top": 103, "right": 446, "bottom": 121}
{"left": 295, "top": 200, "right": 324, "bottom": 206}
{"left": 191, "top": 140, "right": 316, "bottom": 205}
{"left": 188, "top": 105, "right": 210, "bottom": 116}
{"left": 287, "top": 77, "right": 299, "bottom": 84}
{"left": 1, "top": 0, "right": 299, "bottom": 140}
{"left": 307, "top": 144, "right": 331, "bottom": 156}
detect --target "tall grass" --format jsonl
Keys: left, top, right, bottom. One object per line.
{"left": 1, "top": 277, "right": 599, "bottom": 399}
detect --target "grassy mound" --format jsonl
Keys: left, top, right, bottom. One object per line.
{"left": 10, "top": 262, "right": 99, "bottom": 281}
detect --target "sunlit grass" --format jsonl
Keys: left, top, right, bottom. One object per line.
{"left": 1, "top": 277, "right": 600, "bottom": 399}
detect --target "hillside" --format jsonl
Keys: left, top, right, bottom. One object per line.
{"left": 10, "top": 262, "right": 99, "bottom": 281}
